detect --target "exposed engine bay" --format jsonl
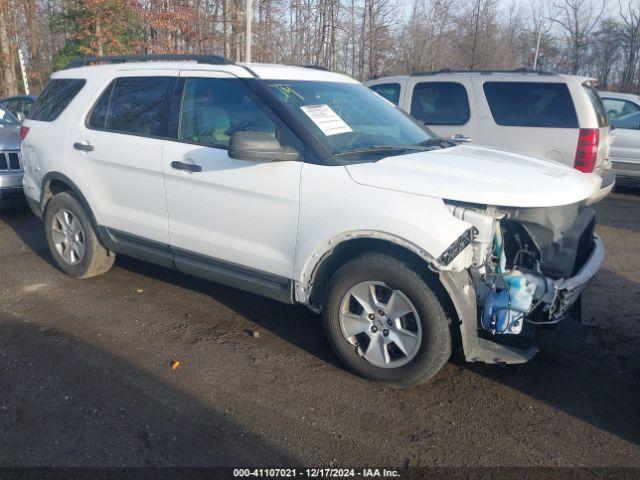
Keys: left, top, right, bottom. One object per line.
{"left": 446, "top": 201, "right": 602, "bottom": 345}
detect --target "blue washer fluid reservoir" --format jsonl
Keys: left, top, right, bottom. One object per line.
{"left": 481, "top": 272, "right": 537, "bottom": 335}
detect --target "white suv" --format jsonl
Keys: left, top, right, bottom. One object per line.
{"left": 366, "top": 70, "right": 615, "bottom": 204}
{"left": 22, "top": 56, "right": 604, "bottom": 386}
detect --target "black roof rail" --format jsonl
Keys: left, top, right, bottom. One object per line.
{"left": 409, "top": 68, "right": 557, "bottom": 77}
{"left": 64, "top": 54, "right": 232, "bottom": 70}
{"left": 301, "top": 64, "right": 330, "bottom": 71}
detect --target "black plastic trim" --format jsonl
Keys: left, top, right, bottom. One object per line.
{"left": 39, "top": 172, "right": 103, "bottom": 238}
{"left": 173, "top": 247, "right": 294, "bottom": 304}
{"left": 65, "top": 54, "right": 232, "bottom": 70}
{"left": 99, "top": 227, "right": 174, "bottom": 269}
{"left": 101, "top": 227, "right": 294, "bottom": 304}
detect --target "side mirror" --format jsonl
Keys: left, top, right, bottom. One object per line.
{"left": 16, "top": 112, "right": 26, "bottom": 124}
{"left": 229, "top": 132, "right": 299, "bottom": 162}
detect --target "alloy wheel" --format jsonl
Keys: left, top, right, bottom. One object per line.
{"left": 51, "top": 209, "right": 86, "bottom": 265}
{"left": 339, "top": 281, "right": 422, "bottom": 368}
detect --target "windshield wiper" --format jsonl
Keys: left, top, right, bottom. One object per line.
{"left": 417, "top": 138, "right": 457, "bottom": 148}
{"left": 335, "top": 144, "right": 426, "bottom": 156}
{"left": 336, "top": 138, "right": 456, "bottom": 156}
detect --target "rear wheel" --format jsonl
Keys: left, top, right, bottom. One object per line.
{"left": 44, "top": 192, "right": 115, "bottom": 278}
{"left": 323, "top": 252, "right": 451, "bottom": 387}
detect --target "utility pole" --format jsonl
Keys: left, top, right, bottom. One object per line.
{"left": 245, "top": 0, "right": 253, "bottom": 62}
{"left": 18, "top": 48, "right": 30, "bottom": 95}
{"left": 533, "top": 18, "right": 543, "bottom": 70}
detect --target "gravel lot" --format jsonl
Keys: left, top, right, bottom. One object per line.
{"left": 0, "top": 190, "right": 639, "bottom": 468}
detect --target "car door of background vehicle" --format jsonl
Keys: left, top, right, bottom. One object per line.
{"left": 471, "top": 77, "right": 580, "bottom": 163}
{"left": 72, "top": 70, "right": 179, "bottom": 244}
{"left": 403, "top": 75, "right": 478, "bottom": 143}
{"left": 162, "top": 70, "right": 302, "bottom": 286}
{"left": 610, "top": 113, "right": 640, "bottom": 176}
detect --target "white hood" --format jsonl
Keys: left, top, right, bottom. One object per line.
{"left": 345, "top": 145, "right": 595, "bottom": 208}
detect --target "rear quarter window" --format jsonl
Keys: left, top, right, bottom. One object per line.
{"left": 483, "top": 82, "right": 578, "bottom": 128}
{"left": 29, "top": 79, "right": 86, "bottom": 122}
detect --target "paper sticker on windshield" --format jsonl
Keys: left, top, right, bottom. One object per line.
{"left": 300, "top": 104, "right": 352, "bottom": 136}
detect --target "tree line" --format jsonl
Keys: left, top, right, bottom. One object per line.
{"left": 1, "top": 0, "right": 640, "bottom": 97}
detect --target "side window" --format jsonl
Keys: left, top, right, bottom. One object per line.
{"left": 370, "top": 83, "right": 400, "bottom": 105}
{"left": 102, "top": 77, "right": 175, "bottom": 137}
{"left": 179, "top": 77, "right": 275, "bottom": 148}
{"left": 21, "top": 99, "right": 34, "bottom": 115}
{"left": 410, "top": 82, "right": 470, "bottom": 125}
{"left": 483, "top": 82, "right": 579, "bottom": 128}
{"left": 30, "top": 79, "right": 86, "bottom": 122}
{"left": 602, "top": 98, "right": 640, "bottom": 119}
{"left": 2, "top": 99, "right": 20, "bottom": 113}
{"left": 612, "top": 112, "right": 640, "bottom": 130}
{"left": 622, "top": 100, "right": 640, "bottom": 116}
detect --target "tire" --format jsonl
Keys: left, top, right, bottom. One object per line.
{"left": 323, "top": 252, "right": 451, "bottom": 387}
{"left": 44, "top": 192, "right": 115, "bottom": 279}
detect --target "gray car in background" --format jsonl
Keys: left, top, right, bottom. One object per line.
{"left": 0, "top": 104, "right": 23, "bottom": 208}
{"left": 600, "top": 91, "right": 640, "bottom": 182}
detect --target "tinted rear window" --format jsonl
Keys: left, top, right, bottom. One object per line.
{"left": 30, "top": 79, "right": 86, "bottom": 122}
{"left": 410, "top": 82, "right": 470, "bottom": 125}
{"left": 370, "top": 83, "right": 401, "bottom": 105}
{"left": 483, "top": 82, "right": 578, "bottom": 128}
{"left": 88, "top": 77, "right": 175, "bottom": 137}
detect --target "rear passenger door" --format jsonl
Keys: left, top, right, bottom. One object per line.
{"left": 610, "top": 113, "right": 640, "bottom": 174}
{"left": 162, "top": 70, "right": 302, "bottom": 285}
{"left": 471, "top": 79, "right": 580, "bottom": 163}
{"left": 405, "top": 76, "right": 477, "bottom": 142}
{"left": 73, "top": 70, "right": 179, "bottom": 245}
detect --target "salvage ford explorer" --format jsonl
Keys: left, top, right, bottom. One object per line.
{"left": 20, "top": 55, "right": 604, "bottom": 386}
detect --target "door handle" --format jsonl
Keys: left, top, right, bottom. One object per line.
{"left": 73, "top": 141, "right": 94, "bottom": 152}
{"left": 171, "top": 160, "right": 202, "bottom": 173}
{"left": 448, "top": 134, "right": 472, "bottom": 143}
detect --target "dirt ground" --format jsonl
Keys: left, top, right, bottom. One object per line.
{"left": 0, "top": 189, "right": 639, "bottom": 469}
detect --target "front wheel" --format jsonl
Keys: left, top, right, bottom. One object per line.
{"left": 323, "top": 253, "right": 451, "bottom": 387}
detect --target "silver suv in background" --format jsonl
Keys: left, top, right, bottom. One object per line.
{"left": 0, "top": 104, "right": 23, "bottom": 208}
{"left": 599, "top": 91, "right": 640, "bottom": 183}
{"left": 366, "top": 70, "right": 615, "bottom": 204}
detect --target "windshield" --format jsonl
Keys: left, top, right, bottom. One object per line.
{"left": 0, "top": 104, "right": 18, "bottom": 126}
{"left": 262, "top": 80, "right": 438, "bottom": 157}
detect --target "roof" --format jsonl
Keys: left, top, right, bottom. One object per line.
{"left": 55, "top": 55, "right": 358, "bottom": 84}
{"left": 367, "top": 70, "right": 596, "bottom": 84}
{"left": 598, "top": 91, "right": 640, "bottom": 101}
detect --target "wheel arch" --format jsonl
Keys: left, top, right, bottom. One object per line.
{"left": 302, "top": 234, "right": 464, "bottom": 351}
{"left": 40, "top": 172, "right": 101, "bottom": 236}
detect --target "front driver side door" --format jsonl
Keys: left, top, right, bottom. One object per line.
{"left": 162, "top": 71, "right": 303, "bottom": 297}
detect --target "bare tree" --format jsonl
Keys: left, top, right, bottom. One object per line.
{"left": 551, "top": 0, "right": 605, "bottom": 74}
{"left": 619, "top": 0, "right": 640, "bottom": 90}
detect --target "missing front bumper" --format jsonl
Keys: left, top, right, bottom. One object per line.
{"left": 548, "top": 235, "right": 605, "bottom": 321}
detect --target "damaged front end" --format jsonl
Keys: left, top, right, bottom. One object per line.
{"left": 441, "top": 201, "right": 604, "bottom": 364}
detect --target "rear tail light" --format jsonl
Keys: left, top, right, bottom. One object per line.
{"left": 574, "top": 128, "right": 599, "bottom": 173}
{"left": 19, "top": 126, "right": 30, "bottom": 141}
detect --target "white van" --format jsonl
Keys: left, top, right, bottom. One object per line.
{"left": 366, "top": 70, "right": 615, "bottom": 204}
{"left": 22, "top": 56, "right": 604, "bottom": 386}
